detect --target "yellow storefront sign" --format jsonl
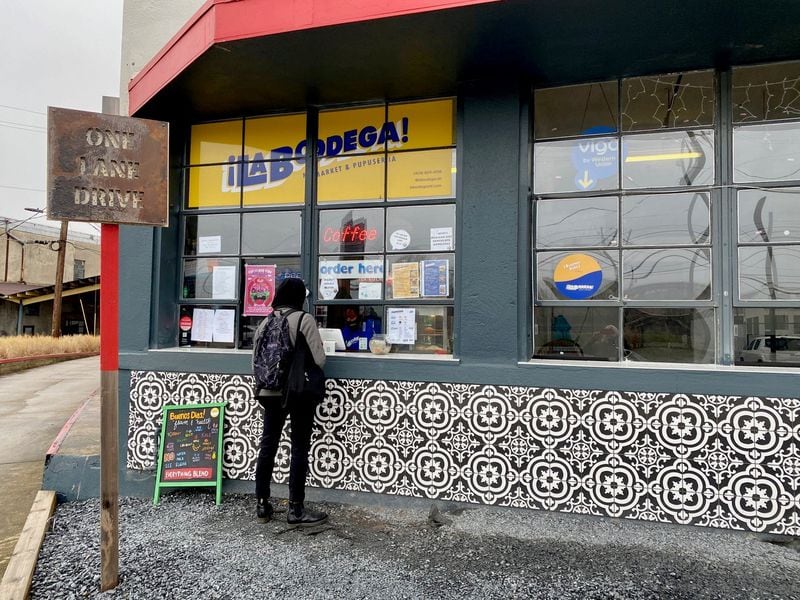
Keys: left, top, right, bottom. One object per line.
{"left": 187, "top": 99, "right": 455, "bottom": 208}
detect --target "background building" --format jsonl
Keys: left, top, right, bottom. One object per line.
{"left": 0, "top": 219, "right": 100, "bottom": 335}
{"left": 116, "top": 0, "right": 800, "bottom": 536}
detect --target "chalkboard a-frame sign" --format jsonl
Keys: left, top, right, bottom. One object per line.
{"left": 153, "top": 403, "right": 225, "bottom": 505}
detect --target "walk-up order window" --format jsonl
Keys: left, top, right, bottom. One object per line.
{"left": 177, "top": 98, "right": 457, "bottom": 355}
{"left": 531, "top": 62, "right": 800, "bottom": 367}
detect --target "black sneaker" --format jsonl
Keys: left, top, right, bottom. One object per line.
{"left": 287, "top": 503, "right": 328, "bottom": 527}
{"left": 257, "top": 498, "right": 274, "bottom": 523}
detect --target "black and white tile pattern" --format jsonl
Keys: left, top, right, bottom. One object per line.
{"left": 128, "top": 372, "right": 800, "bottom": 535}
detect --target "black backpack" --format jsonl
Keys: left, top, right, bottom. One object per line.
{"left": 252, "top": 309, "right": 298, "bottom": 393}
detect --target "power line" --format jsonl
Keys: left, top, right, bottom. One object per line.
{"left": 0, "top": 184, "right": 46, "bottom": 193}
{"left": 0, "top": 122, "right": 46, "bottom": 134}
{"left": 0, "top": 103, "right": 46, "bottom": 116}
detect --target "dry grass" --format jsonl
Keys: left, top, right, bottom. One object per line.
{"left": 0, "top": 334, "right": 100, "bottom": 360}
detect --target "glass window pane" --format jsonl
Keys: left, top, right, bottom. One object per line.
{"left": 739, "top": 245, "right": 800, "bottom": 300}
{"left": 621, "top": 71, "right": 715, "bottom": 131}
{"left": 318, "top": 208, "right": 384, "bottom": 255}
{"left": 182, "top": 258, "right": 239, "bottom": 300}
{"left": 239, "top": 257, "right": 303, "bottom": 349}
{"left": 534, "top": 137, "right": 619, "bottom": 194}
{"left": 536, "top": 196, "right": 618, "bottom": 248}
{"left": 533, "top": 306, "right": 619, "bottom": 360}
{"left": 318, "top": 256, "right": 385, "bottom": 301}
{"left": 318, "top": 105, "right": 386, "bottom": 155}
{"left": 536, "top": 250, "right": 619, "bottom": 301}
{"left": 386, "top": 254, "right": 454, "bottom": 300}
{"left": 622, "top": 130, "right": 714, "bottom": 188}
{"left": 240, "top": 158, "right": 306, "bottom": 206}
{"left": 385, "top": 305, "right": 453, "bottom": 354}
{"left": 738, "top": 188, "right": 800, "bottom": 243}
{"left": 534, "top": 82, "right": 618, "bottom": 139}
{"left": 314, "top": 304, "right": 386, "bottom": 353}
{"left": 386, "top": 205, "right": 455, "bottom": 252}
{"left": 623, "top": 308, "right": 714, "bottom": 363}
{"left": 387, "top": 149, "right": 456, "bottom": 201}
{"left": 183, "top": 214, "right": 240, "bottom": 255}
{"left": 388, "top": 98, "right": 456, "bottom": 149}
{"left": 734, "top": 307, "right": 800, "bottom": 366}
{"left": 732, "top": 61, "right": 800, "bottom": 123}
{"left": 242, "top": 211, "right": 301, "bottom": 255}
{"left": 186, "top": 165, "right": 241, "bottom": 209}
{"left": 623, "top": 248, "right": 711, "bottom": 300}
{"left": 623, "top": 192, "right": 711, "bottom": 246}
{"left": 316, "top": 154, "right": 386, "bottom": 203}
{"left": 178, "top": 305, "right": 237, "bottom": 349}
{"left": 733, "top": 122, "right": 800, "bottom": 183}
{"left": 188, "top": 120, "right": 242, "bottom": 165}
{"left": 244, "top": 113, "right": 306, "bottom": 159}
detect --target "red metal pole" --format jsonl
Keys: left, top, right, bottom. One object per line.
{"left": 99, "top": 223, "right": 119, "bottom": 590}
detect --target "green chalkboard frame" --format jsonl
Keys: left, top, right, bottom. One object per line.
{"left": 153, "top": 402, "right": 226, "bottom": 505}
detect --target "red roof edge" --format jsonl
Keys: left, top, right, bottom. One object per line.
{"left": 128, "top": 0, "right": 500, "bottom": 115}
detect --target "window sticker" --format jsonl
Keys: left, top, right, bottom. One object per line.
{"left": 429, "top": 227, "right": 453, "bottom": 251}
{"left": 554, "top": 254, "right": 603, "bottom": 300}
{"left": 390, "top": 229, "right": 411, "bottom": 250}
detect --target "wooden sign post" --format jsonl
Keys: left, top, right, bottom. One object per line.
{"left": 47, "top": 106, "right": 168, "bottom": 592}
{"left": 153, "top": 403, "right": 226, "bottom": 505}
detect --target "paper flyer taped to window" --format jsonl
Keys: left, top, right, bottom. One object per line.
{"left": 212, "top": 309, "right": 235, "bottom": 343}
{"left": 243, "top": 264, "right": 276, "bottom": 316}
{"left": 358, "top": 281, "right": 382, "bottom": 300}
{"left": 391, "top": 262, "right": 420, "bottom": 299}
{"left": 190, "top": 308, "right": 214, "bottom": 342}
{"left": 198, "top": 235, "right": 222, "bottom": 254}
{"left": 421, "top": 259, "right": 449, "bottom": 297}
{"left": 429, "top": 227, "right": 453, "bottom": 251}
{"left": 386, "top": 307, "right": 416, "bottom": 345}
{"left": 212, "top": 265, "right": 237, "bottom": 299}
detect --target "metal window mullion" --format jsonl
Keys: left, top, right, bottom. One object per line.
{"left": 718, "top": 69, "right": 735, "bottom": 364}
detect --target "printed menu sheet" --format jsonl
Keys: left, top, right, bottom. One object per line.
{"left": 391, "top": 262, "right": 420, "bottom": 299}
{"left": 386, "top": 308, "right": 417, "bottom": 345}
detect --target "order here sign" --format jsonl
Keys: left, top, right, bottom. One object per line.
{"left": 47, "top": 107, "right": 169, "bottom": 226}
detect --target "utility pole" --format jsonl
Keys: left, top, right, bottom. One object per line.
{"left": 51, "top": 220, "right": 69, "bottom": 337}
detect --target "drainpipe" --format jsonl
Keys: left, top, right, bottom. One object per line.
{"left": 3, "top": 218, "right": 8, "bottom": 282}
{"left": 17, "top": 301, "right": 23, "bottom": 335}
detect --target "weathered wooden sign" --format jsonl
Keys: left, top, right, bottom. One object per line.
{"left": 47, "top": 107, "right": 169, "bottom": 226}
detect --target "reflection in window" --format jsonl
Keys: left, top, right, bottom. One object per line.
{"left": 621, "top": 71, "right": 715, "bottom": 131}
{"left": 622, "top": 192, "right": 710, "bottom": 246}
{"left": 534, "top": 137, "right": 619, "bottom": 194}
{"left": 184, "top": 214, "right": 240, "bottom": 255}
{"left": 734, "top": 307, "right": 800, "bottom": 366}
{"left": 739, "top": 246, "right": 800, "bottom": 300}
{"left": 386, "top": 205, "right": 455, "bottom": 252}
{"left": 623, "top": 248, "right": 711, "bottom": 300}
{"left": 733, "top": 122, "right": 800, "bottom": 182}
{"left": 623, "top": 308, "right": 714, "bottom": 364}
{"left": 533, "top": 306, "right": 619, "bottom": 360}
{"left": 182, "top": 258, "right": 239, "bottom": 300}
{"left": 622, "top": 130, "right": 714, "bottom": 188}
{"left": 534, "top": 82, "right": 618, "bottom": 139}
{"left": 738, "top": 188, "right": 800, "bottom": 243}
{"left": 241, "top": 211, "right": 302, "bottom": 255}
{"left": 536, "top": 251, "right": 619, "bottom": 301}
{"left": 536, "top": 196, "right": 618, "bottom": 248}
{"left": 732, "top": 61, "right": 800, "bottom": 123}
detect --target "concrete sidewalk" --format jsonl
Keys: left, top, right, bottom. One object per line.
{"left": 0, "top": 355, "right": 99, "bottom": 580}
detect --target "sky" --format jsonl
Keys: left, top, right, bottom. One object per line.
{"left": 0, "top": 0, "right": 124, "bottom": 236}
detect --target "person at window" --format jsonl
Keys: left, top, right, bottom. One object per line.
{"left": 341, "top": 306, "right": 363, "bottom": 351}
{"left": 254, "top": 277, "right": 328, "bottom": 527}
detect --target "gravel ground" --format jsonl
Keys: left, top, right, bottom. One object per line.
{"left": 31, "top": 492, "right": 800, "bottom": 599}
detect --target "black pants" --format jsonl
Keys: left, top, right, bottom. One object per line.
{"left": 255, "top": 391, "right": 318, "bottom": 504}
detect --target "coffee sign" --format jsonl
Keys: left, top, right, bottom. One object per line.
{"left": 47, "top": 107, "right": 169, "bottom": 226}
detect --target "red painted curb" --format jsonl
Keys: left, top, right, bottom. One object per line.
{"left": 46, "top": 393, "right": 97, "bottom": 458}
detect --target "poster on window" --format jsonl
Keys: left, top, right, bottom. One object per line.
{"left": 244, "top": 264, "right": 276, "bottom": 316}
